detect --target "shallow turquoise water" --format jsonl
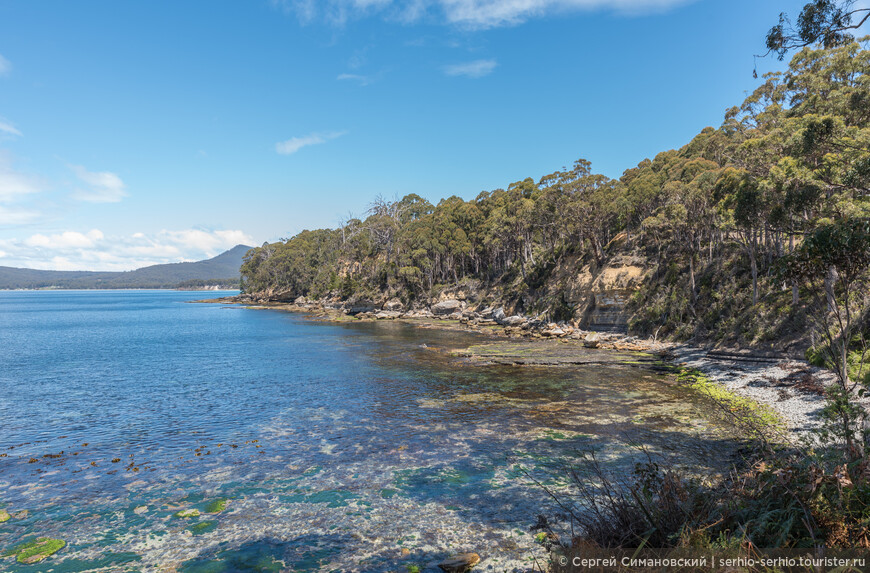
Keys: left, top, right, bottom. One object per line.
{"left": 0, "top": 291, "right": 741, "bottom": 572}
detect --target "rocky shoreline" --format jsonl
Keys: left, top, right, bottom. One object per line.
{"left": 196, "top": 294, "right": 838, "bottom": 443}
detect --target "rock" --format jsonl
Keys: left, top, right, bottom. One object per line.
{"left": 374, "top": 311, "right": 402, "bottom": 320}
{"left": 133, "top": 505, "right": 148, "bottom": 515}
{"left": 0, "top": 509, "right": 9, "bottom": 522}
{"left": 384, "top": 298, "right": 404, "bottom": 311}
{"left": 543, "top": 327, "right": 566, "bottom": 337}
{"left": 478, "top": 306, "right": 495, "bottom": 319}
{"left": 583, "top": 332, "right": 601, "bottom": 348}
{"left": 345, "top": 301, "right": 377, "bottom": 314}
{"left": 501, "top": 315, "right": 526, "bottom": 327}
{"left": 12, "top": 510, "right": 28, "bottom": 519}
{"left": 293, "top": 296, "right": 308, "bottom": 305}
{"left": 438, "top": 553, "right": 481, "bottom": 572}
{"left": 492, "top": 307, "right": 506, "bottom": 323}
{"left": 431, "top": 299, "right": 463, "bottom": 315}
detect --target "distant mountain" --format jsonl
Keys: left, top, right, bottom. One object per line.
{"left": 0, "top": 244, "right": 253, "bottom": 290}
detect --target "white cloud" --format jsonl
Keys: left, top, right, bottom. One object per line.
{"left": 0, "top": 118, "right": 22, "bottom": 137}
{"left": 443, "top": 58, "right": 497, "bottom": 77}
{"left": 24, "top": 229, "right": 104, "bottom": 249}
{"left": 0, "top": 228, "right": 254, "bottom": 271}
{"left": 70, "top": 164, "right": 127, "bottom": 203}
{"left": 0, "top": 54, "right": 10, "bottom": 77}
{"left": 276, "top": 131, "right": 347, "bottom": 155}
{"left": 273, "top": 0, "right": 692, "bottom": 28}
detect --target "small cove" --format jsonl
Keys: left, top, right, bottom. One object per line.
{"left": 0, "top": 290, "right": 747, "bottom": 572}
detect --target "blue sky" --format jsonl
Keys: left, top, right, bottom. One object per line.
{"left": 0, "top": 0, "right": 841, "bottom": 270}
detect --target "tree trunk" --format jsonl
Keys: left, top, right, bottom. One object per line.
{"left": 689, "top": 254, "right": 697, "bottom": 302}
{"left": 750, "top": 247, "right": 759, "bottom": 306}
{"left": 825, "top": 266, "right": 837, "bottom": 313}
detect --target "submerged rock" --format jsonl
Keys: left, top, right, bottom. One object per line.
{"left": 438, "top": 552, "right": 480, "bottom": 572}
{"left": 0, "top": 509, "right": 8, "bottom": 522}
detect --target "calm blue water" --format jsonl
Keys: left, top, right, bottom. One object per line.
{"left": 0, "top": 291, "right": 738, "bottom": 572}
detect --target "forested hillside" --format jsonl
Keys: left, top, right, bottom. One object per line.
{"left": 241, "top": 39, "right": 869, "bottom": 351}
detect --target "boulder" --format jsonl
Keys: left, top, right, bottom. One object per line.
{"left": 543, "top": 327, "right": 566, "bottom": 337}
{"left": 293, "top": 296, "right": 308, "bottom": 305}
{"left": 345, "top": 301, "right": 377, "bottom": 314}
{"left": 583, "top": 332, "right": 601, "bottom": 348}
{"left": 383, "top": 298, "right": 404, "bottom": 312}
{"left": 492, "top": 307, "right": 506, "bottom": 323}
{"left": 374, "top": 311, "right": 402, "bottom": 320}
{"left": 478, "top": 307, "right": 495, "bottom": 319}
{"left": 501, "top": 315, "right": 526, "bottom": 327}
{"left": 438, "top": 553, "right": 481, "bottom": 573}
{"left": 431, "top": 299, "right": 463, "bottom": 315}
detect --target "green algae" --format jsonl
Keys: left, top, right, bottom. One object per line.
{"left": 676, "top": 367, "right": 786, "bottom": 433}
{"left": 4, "top": 536, "right": 66, "bottom": 564}
{"left": 204, "top": 498, "right": 228, "bottom": 514}
{"left": 0, "top": 509, "right": 9, "bottom": 523}
{"left": 174, "top": 509, "right": 201, "bottom": 518}
{"left": 379, "top": 488, "right": 399, "bottom": 499}
{"left": 188, "top": 520, "right": 218, "bottom": 536}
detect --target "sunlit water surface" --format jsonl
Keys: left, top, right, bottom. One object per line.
{"left": 0, "top": 291, "right": 742, "bottom": 572}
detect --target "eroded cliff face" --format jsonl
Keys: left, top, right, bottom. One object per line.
{"left": 571, "top": 254, "right": 648, "bottom": 332}
{"left": 527, "top": 235, "right": 650, "bottom": 332}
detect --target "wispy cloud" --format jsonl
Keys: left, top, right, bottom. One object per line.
{"left": 272, "top": 0, "right": 692, "bottom": 28}
{"left": 70, "top": 164, "right": 127, "bottom": 203}
{"left": 443, "top": 58, "right": 497, "bottom": 78}
{"left": 0, "top": 152, "right": 44, "bottom": 225}
{"left": 0, "top": 54, "right": 10, "bottom": 77}
{"left": 275, "top": 131, "right": 347, "bottom": 155}
{"left": 0, "top": 228, "right": 254, "bottom": 271}
{"left": 0, "top": 118, "right": 22, "bottom": 137}
{"left": 0, "top": 152, "right": 41, "bottom": 203}
{"left": 337, "top": 73, "right": 375, "bottom": 86}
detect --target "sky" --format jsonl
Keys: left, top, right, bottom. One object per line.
{"left": 0, "top": 0, "right": 855, "bottom": 270}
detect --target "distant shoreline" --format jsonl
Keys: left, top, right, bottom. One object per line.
{"left": 0, "top": 287, "right": 242, "bottom": 292}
